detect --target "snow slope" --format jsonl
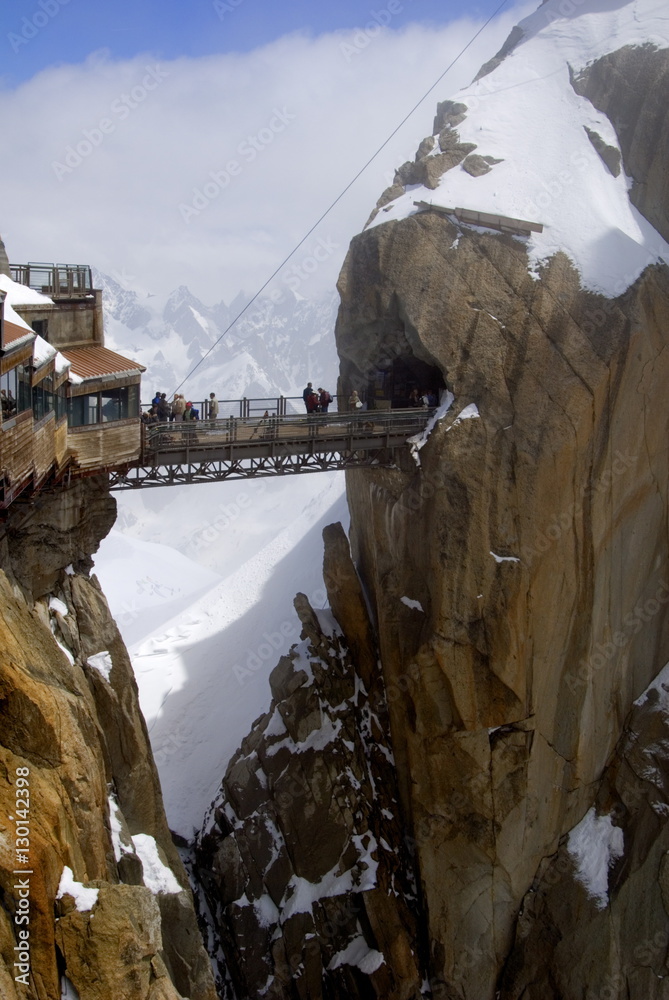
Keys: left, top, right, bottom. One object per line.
{"left": 370, "top": 0, "right": 669, "bottom": 296}
{"left": 95, "top": 471, "right": 348, "bottom": 836}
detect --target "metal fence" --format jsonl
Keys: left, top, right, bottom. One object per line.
{"left": 143, "top": 394, "right": 368, "bottom": 420}
{"left": 10, "top": 263, "right": 93, "bottom": 298}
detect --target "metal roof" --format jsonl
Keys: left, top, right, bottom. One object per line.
{"left": 60, "top": 346, "right": 146, "bottom": 380}
{"left": 2, "top": 320, "right": 35, "bottom": 350}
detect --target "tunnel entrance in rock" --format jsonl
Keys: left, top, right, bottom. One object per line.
{"left": 365, "top": 354, "right": 445, "bottom": 409}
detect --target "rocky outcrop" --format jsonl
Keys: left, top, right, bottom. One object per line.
{"left": 0, "top": 234, "right": 10, "bottom": 278}
{"left": 571, "top": 44, "right": 669, "bottom": 242}
{"left": 195, "top": 524, "right": 423, "bottom": 999}
{"left": 0, "top": 479, "right": 216, "bottom": 1000}
{"left": 499, "top": 666, "right": 669, "bottom": 999}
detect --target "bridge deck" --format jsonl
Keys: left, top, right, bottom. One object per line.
{"left": 109, "top": 408, "right": 430, "bottom": 489}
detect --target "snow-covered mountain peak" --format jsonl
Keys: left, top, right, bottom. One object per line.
{"left": 97, "top": 270, "right": 340, "bottom": 404}
{"left": 370, "top": 0, "right": 669, "bottom": 297}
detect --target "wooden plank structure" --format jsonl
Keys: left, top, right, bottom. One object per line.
{"left": 413, "top": 201, "right": 544, "bottom": 237}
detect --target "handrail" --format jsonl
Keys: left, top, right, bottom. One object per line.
{"left": 142, "top": 407, "right": 432, "bottom": 455}
{"left": 9, "top": 263, "right": 94, "bottom": 298}
{"left": 141, "top": 391, "right": 431, "bottom": 420}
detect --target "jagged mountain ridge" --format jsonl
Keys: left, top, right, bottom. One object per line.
{"left": 94, "top": 269, "right": 340, "bottom": 407}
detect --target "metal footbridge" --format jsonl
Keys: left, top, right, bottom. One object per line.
{"left": 108, "top": 408, "right": 431, "bottom": 491}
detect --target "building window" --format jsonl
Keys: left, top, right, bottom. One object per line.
{"left": 68, "top": 393, "right": 99, "bottom": 427}
{"left": 68, "top": 385, "right": 140, "bottom": 427}
{"left": 33, "top": 374, "right": 57, "bottom": 422}
{"left": 17, "top": 365, "right": 31, "bottom": 413}
{"left": 31, "top": 319, "right": 48, "bottom": 340}
{"left": 55, "top": 383, "right": 67, "bottom": 420}
{"left": 1, "top": 368, "right": 18, "bottom": 420}
{"left": 1, "top": 364, "right": 32, "bottom": 421}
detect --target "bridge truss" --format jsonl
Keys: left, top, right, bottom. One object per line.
{"left": 107, "top": 409, "right": 428, "bottom": 491}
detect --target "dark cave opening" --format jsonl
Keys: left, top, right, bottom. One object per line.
{"left": 364, "top": 354, "right": 445, "bottom": 409}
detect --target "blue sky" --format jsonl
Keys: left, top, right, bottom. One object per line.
{"left": 2, "top": 0, "right": 498, "bottom": 87}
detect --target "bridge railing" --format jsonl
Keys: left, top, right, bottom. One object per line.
{"left": 141, "top": 407, "right": 432, "bottom": 455}
{"left": 143, "top": 394, "right": 367, "bottom": 419}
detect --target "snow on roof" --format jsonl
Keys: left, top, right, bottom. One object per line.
{"left": 0, "top": 272, "right": 53, "bottom": 334}
{"left": 0, "top": 272, "right": 53, "bottom": 307}
{"left": 370, "top": 0, "right": 669, "bottom": 296}
{"left": 33, "top": 333, "right": 57, "bottom": 368}
{"left": 1, "top": 319, "right": 34, "bottom": 351}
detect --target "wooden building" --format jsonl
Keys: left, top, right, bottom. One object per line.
{"left": 1, "top": 261, "right": 145, "bottom": 509}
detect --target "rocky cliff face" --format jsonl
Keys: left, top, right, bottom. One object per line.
{"left": 0, "top": 479, "right": 216, "bottom": 1000}
{"left": 334, "top": 29, "right": 669, "bottom": 1000}
{"left": 193, "top": 6, "right": 669, "bottom": 999}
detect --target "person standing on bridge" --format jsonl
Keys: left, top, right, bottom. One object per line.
{"left": 208, "top": 393, "right": 219, "bottom": 421}
{"left": 302, "top": 382, "right": 315, "bottom": 413}
{"left": 318, "top": 388, "right": 332, "bottom": 413}
{"left": 172, "top": 394, "right": 186, "bottom": 421}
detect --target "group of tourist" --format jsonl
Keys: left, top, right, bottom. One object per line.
{"left": 302, "top": 382, "right": 334, "bottom": 414}
{"left": 142, "top": 392, "right": 220, "bottom": 424}
{"left": 408, "top": 388, "right": 439, "bottom": 408}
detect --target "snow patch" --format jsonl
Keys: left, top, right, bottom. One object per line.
{"left": 57, "top": 867, "right": 99, "bottom": 912}
{"left": 131, "top": 834, "right": 182, "bottom": 895}
{"left": 328, "top": 935, "right": 385, "bottom": 975}
{"left": 567, "top": 807, "right": 624, "bottom": 908}
{"left": 87, "top": 651, "right": 113, "bottom": 683}
{"left": 108, "top": 796, "right": 134, "bottom": 863}
{"left": 49, "top": 597, "right": 69, "bottom": 617}
{"left": 401, "top": 596, "right": 424, "bottom": 612}
{"left": 408, "top": 390, "right": 454, "bottom": 465}
{"left": 633, "top": 660, "right": 669, "bottom": 710}
{"left": 447, "top": 403, "right": 480, "bottom": 429}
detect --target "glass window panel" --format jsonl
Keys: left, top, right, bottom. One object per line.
{"left": 17, "top": 365, "right": 31, "bottom": 412}
{"left": 101, "top": 389, "right": 121, "bottom": 422}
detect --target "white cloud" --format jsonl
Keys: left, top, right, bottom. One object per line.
{"left": 1, "top": 6, "right": 533, "bottom": 305}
